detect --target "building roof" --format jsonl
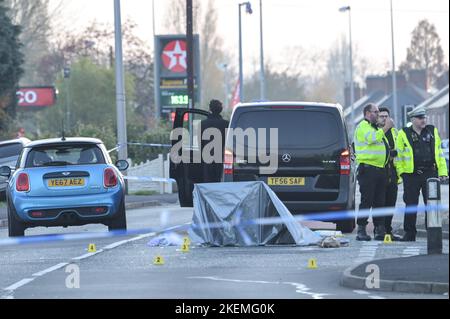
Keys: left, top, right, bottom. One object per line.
{"left": 414, "top": 85, "right": 449, "bottom": 111}
{"left": 345, "top": 84, "right": 430, "bottom": 125}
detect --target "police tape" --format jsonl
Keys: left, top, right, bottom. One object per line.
{"left": 0, "top": 203, "right": 447, "bottom": 247}
{"left": 127, "top": 142, "right": 172, "bottom": 148}
{"left": 108, "top": 142, "right": 172, "bottom": 153}
{"left": 123, "top": 176, "right": 176, "bottom": 184}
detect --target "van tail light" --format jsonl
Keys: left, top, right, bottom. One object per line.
{"left": 104, "top": 168, "right": 118, "bottom": 188}
{"left": 340, "top": 149, "right": 351, "bottom": 175}
{"left": 224, "top": 149, "right": 234, "bottom": 176}
{"left": 16, "top": 173, "right": 30, "bottom": 192}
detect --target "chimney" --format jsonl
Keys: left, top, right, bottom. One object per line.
{"left": 366, "top": 76, "right": 387, "bottom": 95}
{"left": 386, "top": 72, "right": 407, "bottom": 92}
{"left": 408, "top": 69, "right": 427, "bottom": 91}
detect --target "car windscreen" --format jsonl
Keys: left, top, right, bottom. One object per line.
{"left": 0, "top": 143, "right": 23, "bottom": 159}
{"left": 231, "top": 109, "right": 341, "bottom": 149}
{"left": 25, "top": 144, "right": 105, "bottom": 168}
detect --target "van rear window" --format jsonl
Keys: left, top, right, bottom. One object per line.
{"left": 233, "top": 110, "right": 341, "bottom": 148}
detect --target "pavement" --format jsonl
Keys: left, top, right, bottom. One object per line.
{"left": 341, "top": 254, "right": 449, "bottom": 294}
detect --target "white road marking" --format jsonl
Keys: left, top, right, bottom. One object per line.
{"left": 368, "top": 295, "right": 386, "bottom": 299}
{"left": 189, "top": 276, "right": 330, "bottom": 299}
{"left": 353, "top": 290, "right": 370, "bottom": 295}
{"left": 402, "top": 246, "right": 421, "bottom": 257}
{"left": 1, "top": 230, "right": 160, "bottom": 299}
{"left": 4, "top": 278, "right": 35, "bottom": 291}
{"left": 32, "top": 263, "right": 69, "bottom": 277}
{"left": 355, "top": 242, "right": 380, "bottom": 263}
{"left": 72, "top": 250, "right": 104, "bottom": 261}
{"left": 103, "top": 233, "right": 155, "bottom": 249}
{"left": 103, "top": 240, "right": 129, "bottom": 250}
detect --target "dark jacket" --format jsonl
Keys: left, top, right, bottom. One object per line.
{"left": 200, "top": 114, "right": 229, "bottom": 154}
{"left": 199, "top": 114, "right": 229, "bottom": 183}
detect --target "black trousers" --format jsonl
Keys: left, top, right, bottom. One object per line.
{"left": 384, "top": 168, "right": 398, "bottom": 233}
{"left": 402, "top": 170, "right": 438, "bottom": 234}
{"left": 357, "top": 164, "right": 387, "bottom": 227}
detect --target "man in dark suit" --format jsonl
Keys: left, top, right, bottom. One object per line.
{"left": 200, "top": 99, "right": 229, "bottom": 182}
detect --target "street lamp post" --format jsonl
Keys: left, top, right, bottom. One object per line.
{"left": 390, "top": 0, "right": 398, "bottom": 128}
{"left": 339, "top": 6, "right": 355, "bottom": 134}
{"left": 63, "top": 66, "right": 71, "bottom": 132}
{"left": 259, "top": 0, "right": 266, "bottom": 101}
{"left": 238, "top": 2, "right": 252, "bottom": 103}
{"left": 114, "top": 0, "right": 128, "bottom": 163}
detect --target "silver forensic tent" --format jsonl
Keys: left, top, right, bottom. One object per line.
{"left": 188, "top": 181, "right": 321, "bottom": 246}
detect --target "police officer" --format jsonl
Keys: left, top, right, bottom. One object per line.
{"left": 200, "top": 99, "right": 229, "bottom": 183}
{"left": 396, "top": 108, "right": 448, "bottom": 241}
{"left": 354, "top": 103, "right": 392, "bottom": 241}
{"left": 377, "top": 107, "right": 402, "bottom": 241}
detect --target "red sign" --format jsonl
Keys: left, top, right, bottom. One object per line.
{"left": 230, "top": 79, "right": 240, "bottom": 109}
{"left": 16, "top": 87, "right": 56, "bottom": 107}
{"left": 161, "top": 40, "right": 187, "bottom": 73}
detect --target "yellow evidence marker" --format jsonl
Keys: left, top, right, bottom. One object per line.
{"left": 181, "top": 244, "right": 190, "bottom": 253}
{"left": 153, "top": 255, "right": 165, "bottom": 265}
{"left": 88, "top": 243, "right": 96, "bottom": 253}
{"left": 307, "top": 258, "right": 318, "bottom": 269}
{"left": 183, "top": 237, "right": 191, "bottom": 245}
{"left": 383, "top": 234, "right": 393, "bottom": 244}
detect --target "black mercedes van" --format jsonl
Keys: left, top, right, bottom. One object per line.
{"left": 170, "top": 102, "right": 356, "bottom": 233}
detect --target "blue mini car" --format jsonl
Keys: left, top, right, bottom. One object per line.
{"left": 0, "top": 137, "right": 129, "bottom": 237}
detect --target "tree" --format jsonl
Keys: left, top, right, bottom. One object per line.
{"left": 244, "top": 63, "right": 306, "bottom": 102}
{"left": 0, "top": 0, "right": 24, "bottom": 137}
{"left": 400, "top": 19, "right": 446, "bottom": 88}
{"left": 37, "top": 58, "right": 137, "bottom": 136}
{"left": 39, "top": 21, "right": 155, "bottom": 120}
{"left": 323, "top": 37, "right": 369, "bottom": 105}
{"left": 16, "top": 20, "right": 157, "bottom": 137}
{"left": 4, "top": 0, "right": 60, "bottom": 85}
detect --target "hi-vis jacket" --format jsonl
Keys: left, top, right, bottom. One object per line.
{"left": 396, "top": 125, "right": 448, "bottom": 177}
{"left": 354, "top": 120, "right": 389, "bottom": 169}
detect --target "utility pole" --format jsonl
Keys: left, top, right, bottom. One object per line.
{"left": 186, "top": 0, "right": 195, "bottom": 109}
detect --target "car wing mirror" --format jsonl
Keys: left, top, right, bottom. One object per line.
{"left": 0, "top": 166, "right": 12, "bottom": 178}
{"left": 115, "top": 160, "right": 129, "bottom": 171}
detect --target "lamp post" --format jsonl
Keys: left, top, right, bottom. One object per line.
{"left": 390, "top": 0, "right": 398, "bottom": 128}
{"left": 114, "top": 0, "right": 128, "bottom": 163}
{"left": 63, "top": 66, "right": 71, "bottom": 133}
{"left": 339, "top": 5, "right": 354, "bottom": 134}
{"left": 259, "top": 0, "right": 266, "bottom": 101}
{"left": 238, "top": 2, "right": 252, "bottom": 103}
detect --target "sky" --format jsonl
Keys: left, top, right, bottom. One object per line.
{"left": 50, "top": 0, "right": 449, "bottom": 79}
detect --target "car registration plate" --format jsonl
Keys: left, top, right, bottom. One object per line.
{"left": 267, "top": 177, "right": 305, "bottom": 186}
{"left": 48, "top": 178, "right": 85, "bottom": 187}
